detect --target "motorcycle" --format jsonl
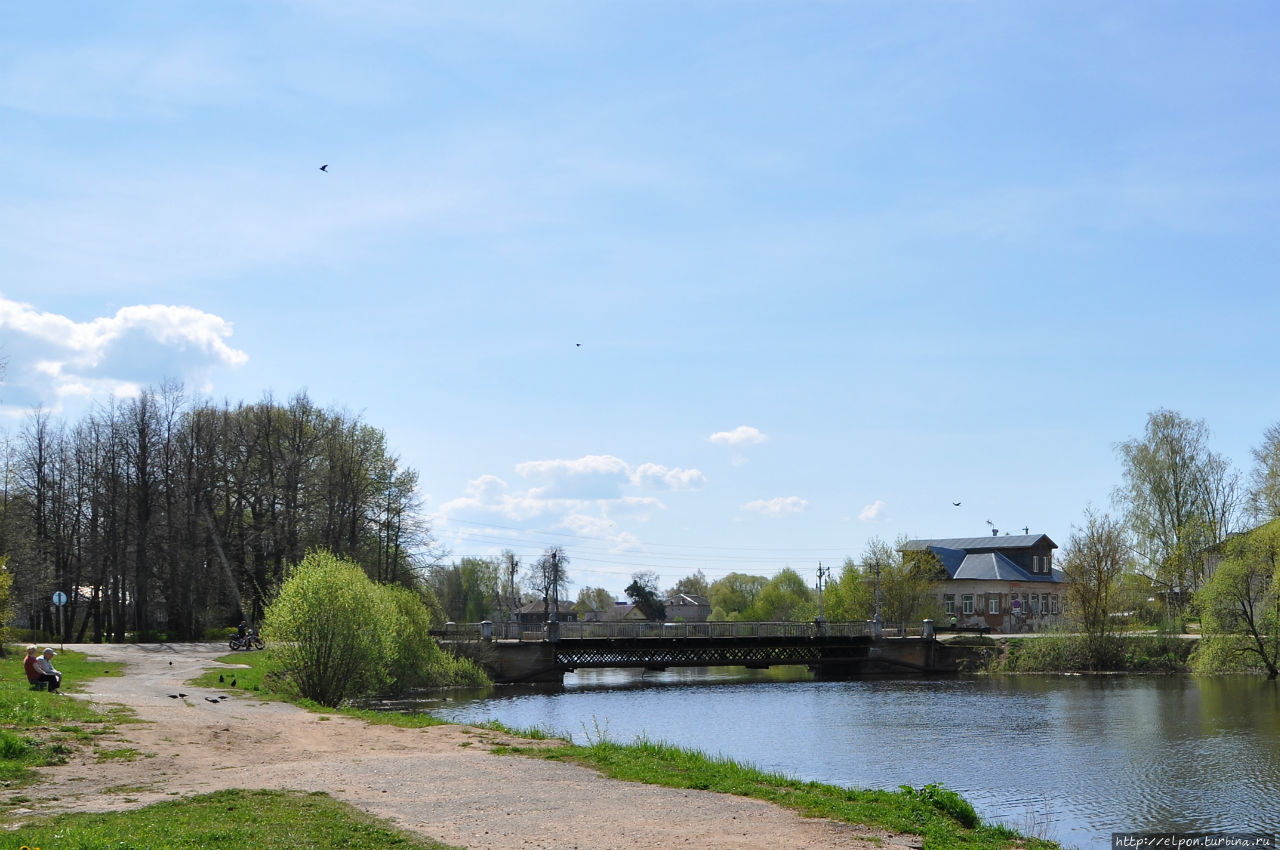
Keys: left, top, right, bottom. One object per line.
{"left": 229, "top": 628, "right": 265, "bottom": 651}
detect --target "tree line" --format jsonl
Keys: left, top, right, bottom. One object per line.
{"left": 0, "top": 384, "right": 431, "bottom": 643}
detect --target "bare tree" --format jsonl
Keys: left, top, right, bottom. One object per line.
{"left": 1061, "top": 509, "right": 1130, "bottom": 667}
{"left": 1248, "top": 423, "right": 1280, "bottom": 522}
{"left": 1114, "top": 409, "right": 1241, "bottom": 617}
{"left": 527, "top": 547, "right": 570, "bottom": 621}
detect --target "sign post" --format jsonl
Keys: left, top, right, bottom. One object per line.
{"left": 52, "top": 591, "right": 67, "bottom": 651}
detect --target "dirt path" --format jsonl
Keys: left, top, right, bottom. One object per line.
{"left": 10, "top": 643, "right": 918, "bottom": 850}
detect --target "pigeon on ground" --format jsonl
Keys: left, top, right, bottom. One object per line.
{"left": 168, "top": 694, "right": 180, "bottom": 699}
{"left": 219, "top": 674, "right": 224, "bottom": 683}
{"left": 230, "top": 679, "right": 237, "bottom": 687}
{"left": 178, "top": 693, "right": 187, "bottom": 698}
{"left": 205, "top": 697, "right": 220, "bottom": 703}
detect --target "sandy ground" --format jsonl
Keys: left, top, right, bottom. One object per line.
{"left": 6, "top": 643, "right": 921, "bottom": 850}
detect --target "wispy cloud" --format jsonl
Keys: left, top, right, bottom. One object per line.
{"left": 0, "top": 295, "right": 247, "bottom": 413}
{"left": 710, "top": 425, "right": 767, "bottom": 447}
{"left": 741, "top": 496, "right": 807, "bottom": 517}
{"left": 859, "top": 500, "right": 887, "bottom": 522}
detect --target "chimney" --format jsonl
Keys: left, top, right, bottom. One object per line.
{"left": 992, "top": 528, "right": 998, "bottom": 537}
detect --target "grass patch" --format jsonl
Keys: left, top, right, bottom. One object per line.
{"left": 8, "top": 787, "right": 458, "bottom": 849}
{"left": 0, "top": 647, "right": 133, "bottom": 790}
{"left": 95, "top": 747, "right": 148, "bottom": 763}
{"left": 498, "top": 731, "right": 1056, "bottom": 850}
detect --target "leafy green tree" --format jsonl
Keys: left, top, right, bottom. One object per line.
{"left": 1195, "top": 521, "right": 1280, "bottom": 679}
{"left": 1248, "top": 423, "right": 1280, "bottom": 522}
{"left": 824, "top": 557, "right": 874, "bottom": 621}
{"left": 574, "top": 586, "right": 617, "bottom": 616}
{"left": 263, "top": 550, "right": 485, "bottom": 707}
{"left": 1061, "top": 509, "right": 1130, "bottom": 667}
{"left": 625, "top": 571, "right": 666, "bottom": 621}
{"left": 742, "top": 568, "right": 814, "bottom": 621}
{"left": 666, "top": 569, "right": 709, "bottom": 599}
{"left": 1114, "top": 409, "right": 1242, "bottom": 617}
{"left": 708, "top": 572, "right": 767, "bottom": 621}
{"left": 861, "top": 537, "right": 944, "bottom": 626}
{"left": 263, "top": 551, "right": 391, "bottom": 707}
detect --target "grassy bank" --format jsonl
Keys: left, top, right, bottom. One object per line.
{"left": 8, "top": 788, "right": 456, "bottom": 849}
{"left": 984, "top": 633, "right": 1196, "bottom": 673}
{"left": 489, "top": 728, "right": 1059, "bottom": 850}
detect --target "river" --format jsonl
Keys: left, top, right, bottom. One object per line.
{"left": 419, "top": 668, "right": 1280, "bottom": 849}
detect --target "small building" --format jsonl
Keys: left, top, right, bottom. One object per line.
{"left": 514, "top": 599, "right": 579, "bottom": 626}
{"left": 899, "top": 533, "right": 1066, "bottom": 633}
{"left": 662, "top": 593, "right": 711, "bottom": 623}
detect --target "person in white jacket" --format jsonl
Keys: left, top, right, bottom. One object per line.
{"left": 36, "top": 648, "right": 62, "bottom": 692}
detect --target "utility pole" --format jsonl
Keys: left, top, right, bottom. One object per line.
{"left": 815, "top": 562, "right": 829, "bottom": 622}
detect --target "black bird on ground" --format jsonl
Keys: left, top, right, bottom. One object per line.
{"left": 219, "top": 674, "right": 224, "bottom": 683}
{"left": 205, "top": 697, "right": 220, "bottom": 703}
{"left": 168, "top": 694, "right": 180, "bottom": 699}
{"left": 178, "top": 693, "right": 187, "bottom": 698}
{"left": 230, "top": 678, "right": 237, "bottom": 687}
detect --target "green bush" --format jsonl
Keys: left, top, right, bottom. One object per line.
{"left": 263, "top": 550, "right": 489, "bottom": 707}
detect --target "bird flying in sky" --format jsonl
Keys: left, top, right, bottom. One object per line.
{"left": 952, "top": 501, "right": 961, "bottom": 506}
{"left": 319, "top": 164, "right": 329, "bottom": 172}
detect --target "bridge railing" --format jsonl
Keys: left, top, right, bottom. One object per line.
{"left": 433, "top": 619, "right": 927, "bottom": 642}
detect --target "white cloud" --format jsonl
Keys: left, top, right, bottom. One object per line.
{"left": 710, "top": 425, "right": 767, "bottom": 447}
{"left": 741, "top": 496, "right": 808, "bottom": 517}
{"left": 859, "top": 500, "right": 887, "bottom": 522}
{"left": 632, "top": 462, "right": 707, "bottom": 491}
{"left": 0, "top": 295, "right": 248, "bottom": 414}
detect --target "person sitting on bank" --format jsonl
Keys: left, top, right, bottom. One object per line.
{"left": 24, "top": 645, "right": 60, "bottom": 693}
{"left": 35, "top": 648, "right": 62, "bottom": 693}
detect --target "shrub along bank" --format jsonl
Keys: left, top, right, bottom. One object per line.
{"left": 984, "top": 633, "right": 1195, "bottom": 673}
{"left": 261, "top": 550, "right": 487, "bottom": 707}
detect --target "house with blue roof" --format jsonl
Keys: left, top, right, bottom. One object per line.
{"left": 899, "top": 532, "right": 1066, "bottom": 633}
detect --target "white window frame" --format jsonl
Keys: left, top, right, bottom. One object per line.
{"left": 988, "top": 595, "right": 1001, "bottom": 615}
{"left": 962, "top": 594, "right": 974, "bottom": 615}
{"left": 944, "top": 595, "right": 955, "bottom": 615}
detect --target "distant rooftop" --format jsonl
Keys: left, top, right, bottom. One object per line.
{"left": 899, "top": 533, "right": 1056, "bottom": 551}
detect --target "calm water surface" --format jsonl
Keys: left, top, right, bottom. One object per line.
{"left": 421, "top": 670, "right": 1280, "bottom": 849}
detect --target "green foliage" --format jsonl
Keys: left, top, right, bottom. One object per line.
{"left": 742, "top": 568, "right": 815, "bottom": 621}
{"left": 708, "top": 572, "right": 768, "bottom": 620}
{"left": 854, "top": 537, "right": 945, "bottom": 625}
{"left": 9, "top": 789, "right": 454, "bottom": 849}
{"left": 263, "top": 550, "right": 488, "bottom": 707}
{"left": 825, "top": 558, "right": 874, "bottom": 620}
{"left": 1194, "top": 520, "right": 1280, "bottom": 677}
{"left": 900, "top": 783, "right": 980, "bottom": 828}
{"left": 625, "top": 572, "right": 666, "bottom": 621}
{"left": 989, "top": 634, "right": 1193, "bottom": 673}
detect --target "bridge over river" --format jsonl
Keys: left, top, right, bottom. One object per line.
{"left": 434, "top": 620, "right": 968, "bottom": 683}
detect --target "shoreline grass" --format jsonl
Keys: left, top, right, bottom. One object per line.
{"left": 485, "top": 724, "right": 1058, "bottom": 850}
{"left": 7, "top": 788, "right": 458, "bottom": 849}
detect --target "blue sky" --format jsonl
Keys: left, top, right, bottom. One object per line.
{"left": 3, "top": 2, "right": 1279, "bottom": 598}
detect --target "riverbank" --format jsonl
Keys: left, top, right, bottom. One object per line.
{"left": 959, "top": 633, "right": 1197, "bottom": 673}
{"left": 3, "top": 643, "right": 1045, "bottom": 850}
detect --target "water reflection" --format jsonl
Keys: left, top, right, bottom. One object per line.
{"left": 414, "top": 672, "right": 1280, "bottom": 849}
